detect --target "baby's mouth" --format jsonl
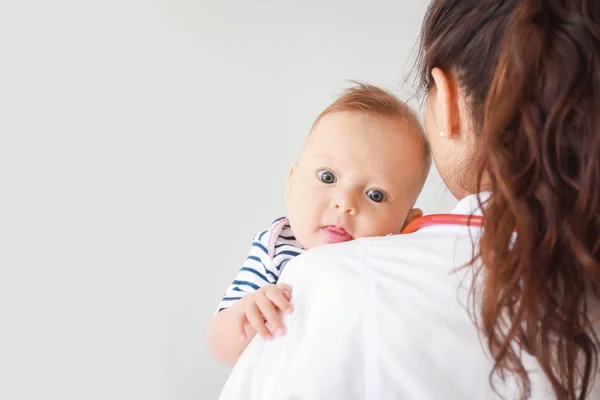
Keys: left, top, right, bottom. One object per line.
{"left": 321, "top": 225, "right": 354, "bottom": 243}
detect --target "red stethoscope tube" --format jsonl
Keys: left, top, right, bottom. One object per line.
{"left": 402, "top": 214, "right": 484, "bottom": 234}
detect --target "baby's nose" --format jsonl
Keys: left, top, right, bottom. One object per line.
{"left": 333, "top": 196, "right": 357, "bottom": 215}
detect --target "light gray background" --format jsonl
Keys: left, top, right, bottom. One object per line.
{"left": 0, "top": 1, "right": 456, "bottom": 399}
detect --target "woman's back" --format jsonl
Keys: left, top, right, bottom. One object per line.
{"left": 219, "top": 196, "right": 596, "bottom": 399}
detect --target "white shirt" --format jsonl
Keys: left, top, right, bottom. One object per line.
{"left": 218, "top": 193, "right": 599, "bottom": 400}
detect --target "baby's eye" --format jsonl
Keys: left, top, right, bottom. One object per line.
{"left": 317, "top": 169, "right": 336, "bottom": 184}
{"left": 366, "top": 189, "right": 386, "bottom": 203}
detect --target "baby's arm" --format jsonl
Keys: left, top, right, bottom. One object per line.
{"left": 208, "top": 229, "right": 293, "bottom": 366}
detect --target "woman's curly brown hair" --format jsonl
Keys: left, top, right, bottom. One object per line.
{"left": 418, "top": 0, "right": 600, "bottom": 398}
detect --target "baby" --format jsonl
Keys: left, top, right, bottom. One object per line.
{"left": 209, "top": 83, "right": 431, "bottom": 366}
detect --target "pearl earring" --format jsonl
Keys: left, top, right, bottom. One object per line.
{"left": 439, "top": 131, "right": 445, "bottom": 137}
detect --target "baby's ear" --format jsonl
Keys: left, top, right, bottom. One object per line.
{"left": 285, "top": 162, "right": 297, "bottom": 204}
{"left": 287, "top": 162, "right": 296, "bottom": 179}
{"left": 401, "top": 208, "right": 423, "bottom": 232}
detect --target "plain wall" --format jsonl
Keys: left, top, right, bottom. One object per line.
{"left": 0, "top": 1, "right": 456, "bottom": 399}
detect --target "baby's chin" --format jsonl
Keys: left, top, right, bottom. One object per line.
{"left": 299, "top": 229, "right": 354, "bottom": 250}
{"left": 293, "top": 224, "right": 397, "bottom": 250}
{"left": 314, "top": 231, "right": 399, "bottom": 248}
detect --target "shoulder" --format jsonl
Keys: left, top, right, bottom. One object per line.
{"left": 279, "top": 232, "right": 478, "bottom": 287}
{"left": 261, "top": 217, "right": 304, "bottom": 260}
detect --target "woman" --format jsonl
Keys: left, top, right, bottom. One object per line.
{"left": 218, "top": 0, "right": 600, "bottom": 399}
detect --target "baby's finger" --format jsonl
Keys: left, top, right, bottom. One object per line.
{"left": 239, "top": 318, "right": 255, "bottom": 341}
{"left": 266, "top": 285, "right": 294, "bottom": 315}
{"left": 256, "top": 295, "right": 285, "bottom": 336}
{"left": 277, "top": 284, "right": 293, "bottom": 300}
{"left": 245, "top": 303, "right": 272, "bottom": 340}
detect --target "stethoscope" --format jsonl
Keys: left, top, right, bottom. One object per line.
{"left": 402, "top": 214, "right": 484, "bottom": 234}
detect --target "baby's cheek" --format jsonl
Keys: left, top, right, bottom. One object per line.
{"left": 288, "top": 217, "right": 315, "bottom": 249}
{"left": 367, "top": 217, "right": 404, "bottom": 237}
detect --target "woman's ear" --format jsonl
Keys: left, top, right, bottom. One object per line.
{"left": 401, "top": 208, "right": 423, "bottom": 232}
{"left": 430, "top": 67, "right": 461, "bottom": 138}
{"left": 285, "top": 162, "right": 297, "bottom": 205}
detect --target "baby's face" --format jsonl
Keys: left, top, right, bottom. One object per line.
{"left": 286, "top": 110, "right": 426, "bottom": 249}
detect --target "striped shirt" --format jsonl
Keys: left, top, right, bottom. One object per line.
{"left": 217, "top": 217, "right": 304, "bottom": 312}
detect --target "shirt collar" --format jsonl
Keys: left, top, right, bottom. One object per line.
{"left": 412, "top": 192, "right": 490, "bottom": 235}
{"left": 449, "top": 192, "right": 491, "bottom": 216}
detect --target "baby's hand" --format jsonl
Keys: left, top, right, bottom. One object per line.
{"left": 238, "top": 284, "right": 293, "bottom": 340}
